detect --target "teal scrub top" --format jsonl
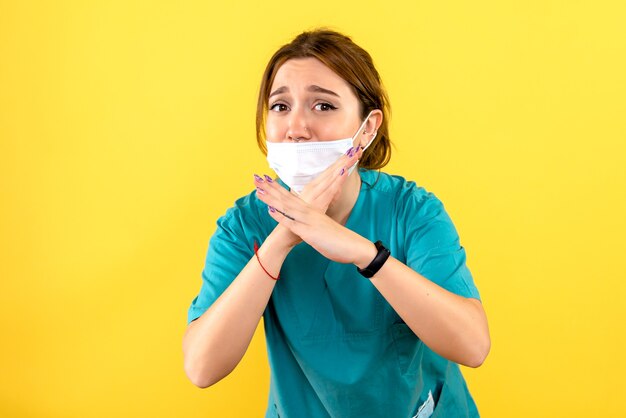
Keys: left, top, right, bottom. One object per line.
{"left": 187, "top": 169, "right": 482, "bottom": 418}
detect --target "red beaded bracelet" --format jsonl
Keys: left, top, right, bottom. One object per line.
{"left": 253, "top": 241, "right": 280, "bottom": 281}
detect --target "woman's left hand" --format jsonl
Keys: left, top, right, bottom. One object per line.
{"left": 253, "top": 171, "right": 375, "bottom": 266}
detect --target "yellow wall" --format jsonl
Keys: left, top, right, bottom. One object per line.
{"left": 1, "top": 1, "right": 625, "bottom": 416}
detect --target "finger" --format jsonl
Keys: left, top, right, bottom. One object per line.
{"left": 300, "top": 146, "right": 363, "bottom": 202}
{"left": 274, "top": 207, "right": 296, "bottom": 221}
{"left": 255, "top": 174, "right": 308, "bottom": 219}
{"left": 308, "top": 146, "right": 362, "bottom": 205}
{"left": 310, "top": 146, "right": 362, "bottom": 188}
{"left": 315, "top": 165, "right": 352, "bottom": 211}
{"left": 258, "top": 180, "right": 296, "bottom": 221}
{"left": 258, "top": 174, "right": 304, "bottom": 206}
{"left": 267, "top": 205, "right": 299, "bottom": 229}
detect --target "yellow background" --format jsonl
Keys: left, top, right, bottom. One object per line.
{"left": 1, "top": 1, "right": 625, "bottom": 417}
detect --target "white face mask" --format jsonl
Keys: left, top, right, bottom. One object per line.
{"left": 266, "top": 111, "right": 376, "bottom": 194}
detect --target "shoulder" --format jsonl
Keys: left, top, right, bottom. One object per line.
{"left": 226, "top": 189, "right": 266, "bottom": 217}
{"left": 359, "top": 169, "right": 444, "bottom": 216}
{"left": 215, "top": 189, "right": 273, "bottom": 237}
{"left": 359, "top": 169, "right": 458, "bottom": 249}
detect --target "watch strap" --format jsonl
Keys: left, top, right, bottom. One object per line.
{"left": 357, "top": 240, "right": 391, "bottom": 278}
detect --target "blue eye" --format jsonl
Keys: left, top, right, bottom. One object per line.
{"left": 269, "top": 103, "right": 289, "bottom": 112}
{"left": 314, "top": 102, "right": 337, "bottom": 111}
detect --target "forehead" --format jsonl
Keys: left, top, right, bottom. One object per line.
{"left": 270, "top": 57, "right": 353, "bottom": 94}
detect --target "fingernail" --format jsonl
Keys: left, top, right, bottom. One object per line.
{"left": 345, "top": 147, "right": 353, "bottom": 156}
{"left": 340, "top": 167, "right": 345, "bottom": 176}
{"left": 254, "top": 174, "right": 263, "bottom": 182}
{"left": 256, "top": 187, "right": 266, "bottom": 195}
{"left": 264, "top": 175, "right": 274, "bottom": 183}
{"left": 269, "top": 206, "right": 276, "bottom": 213}
{"left": 348, "top": 148, "right": 355, "bottom": 157}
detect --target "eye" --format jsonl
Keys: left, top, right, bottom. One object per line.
{"left": 314, "top": 102, "right": 337, "bottom": 111}
{"left": 269, "top": 103, "right": 289, "bottom": 112}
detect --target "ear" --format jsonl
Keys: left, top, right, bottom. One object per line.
{"left": 356, "top": 109, "right": 383, "bottom": 149}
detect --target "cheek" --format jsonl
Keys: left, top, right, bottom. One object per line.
{"left": 317, "top": 121, "right": 359, "bottom": 141}
{"left": 317, "top": 126, "right": 341, "bottom": 140}
{"left": 265, "top": 118, "right": 283, "bottom": 142}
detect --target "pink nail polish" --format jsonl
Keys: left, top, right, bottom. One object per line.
{"left": 254, "top": 174, "right": 263, "bottom": 182}
{"left": 264, "top": 175, "right": 274, "bottom": 183}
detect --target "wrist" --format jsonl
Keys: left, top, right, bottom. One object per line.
{"left": 354, "top": 239, "right": 378, "bottom": 269}
{"left": 355, "top": 240, "right": 391, "bottom": 278}
{"left": 266, "top": 225, "right": 299, "bottom": 254}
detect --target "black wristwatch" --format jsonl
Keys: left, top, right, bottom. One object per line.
{"left": 356, "top": 240, "right": 391, "bottom": 278}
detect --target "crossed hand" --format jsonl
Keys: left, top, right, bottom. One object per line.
{"left": 253, "top": 146, "right": 370, "bottom": 265}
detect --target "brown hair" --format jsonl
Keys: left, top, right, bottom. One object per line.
{"left": 255, "top": 29, "right": 392, "bottom": 169}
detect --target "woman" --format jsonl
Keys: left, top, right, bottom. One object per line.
{"left": 183, "top": 29, "right": 490, "bottom": 418}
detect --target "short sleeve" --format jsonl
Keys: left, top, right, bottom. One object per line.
{"left": 399, "top": 190, "right": 480, "bottom": 300}
{"left": 187, "top": 193, "right": 270, "bottom": 324}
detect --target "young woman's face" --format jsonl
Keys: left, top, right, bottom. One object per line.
{"left": 265, "top": 57, "right": 363, "bottom": 143}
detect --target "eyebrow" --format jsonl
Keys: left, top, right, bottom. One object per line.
{"left": 269, "top": 85, "right": 341, "bottom": 98}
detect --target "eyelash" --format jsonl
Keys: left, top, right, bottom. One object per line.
{"left": 268, "top": 102, "right": 338, "bottom": 112}
{"left": 314, "top": 102, "right": 337, "bottom": 111}
{"left": 269, "top": 103, "right": 289, "bottom": 112}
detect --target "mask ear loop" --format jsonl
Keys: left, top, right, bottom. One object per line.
{"left": 348, "top": 110, "right": 377, "bottom": 174}
{"left": 348, "top": 110, "right": 378, "bottom": 175}
{"left": 351, "top": 110, "right": 375, "bottom": 149}
{"left": 360, "top": 130, "right": 378, "bottom": 151}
